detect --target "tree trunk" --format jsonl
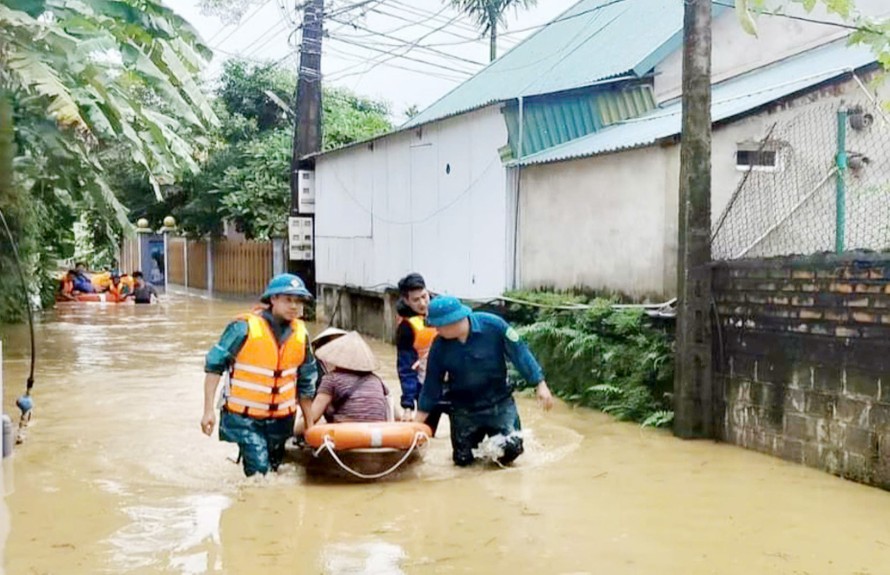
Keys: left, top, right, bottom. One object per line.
{"left": 674, "top": 0, "right": 715, "bottom": 439}
{"left": 489, "top": 24, "right": 497, "bottom": 61}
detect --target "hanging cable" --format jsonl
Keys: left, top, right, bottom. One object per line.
{"left": 0, "top": 208, "right": 36, "bottom": 440}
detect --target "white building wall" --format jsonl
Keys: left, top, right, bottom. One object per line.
{"left": 315, "top": 105, "right": 510, "bottom": 299}
{"left": 654, "top": 0, "right": 889, "bottom": 102}
{"left": 518, "top": 146, "right": 673, "bottom": 299}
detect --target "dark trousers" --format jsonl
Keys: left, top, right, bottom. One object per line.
{"left": 219, "top": 410, "right": 295, "bottom": 477}
{"left": 449, "top": 398, "right": 523, "bottom": 467}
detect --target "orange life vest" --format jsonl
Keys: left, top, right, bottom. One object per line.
{"left": 61, "top": 279, "right": 74, "bottom": 295}
{"left": 399, "top": 315, "right": 437, "bottom": 382}
{"left": 226, "top": 312, "right": 307, "bottom": 420}
{"left": 107, "top": 282, "right": 125, "bottom": 302}
{"left": 403, "top": 316, "right": 437, "bottom": 355}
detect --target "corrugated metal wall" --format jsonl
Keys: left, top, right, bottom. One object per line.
{"left": 315, "top": 106, "right": 510, "bottom": 299}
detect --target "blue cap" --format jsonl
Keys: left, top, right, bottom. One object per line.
{"left": 261, "top": 273, "right": 312, "bottom": 301}
{"left": 426, "top": 295, "right": 472, "bottom": 327}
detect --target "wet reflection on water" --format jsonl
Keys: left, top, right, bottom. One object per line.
{"left": 321, "top": 540, "right": 406, "bottom": 575}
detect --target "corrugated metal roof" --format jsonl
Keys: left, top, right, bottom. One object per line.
{"left": 501, "top": 85, "right": 656, "bottom": 157}
{"left": 402, "top": 0, "right": 685, "bottom": 129}
{"left": 515, "top": 39, "right": 878, "bottom": 166}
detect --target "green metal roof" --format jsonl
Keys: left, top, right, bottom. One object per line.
{"left": 403, "top": 0, "right": 685, "bottom": 129}
{"left": 501, "top": 84, "right": 656, "bottom": 157}
{"left": 513, "top": 39, "right": 878, "bottom": 166}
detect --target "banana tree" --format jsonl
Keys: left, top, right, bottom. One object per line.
{"left": 0, "top": 1, "right": 217, "bottom": 317}
{"left": 1, "top": 1, "right": 217, "bottom": 203}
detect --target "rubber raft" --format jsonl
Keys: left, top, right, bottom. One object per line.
{"left": 56, "top": 293, "right": 130, "bottom": 303}
{"left": 301, "top": 421, "right": 433, "bottom": 480}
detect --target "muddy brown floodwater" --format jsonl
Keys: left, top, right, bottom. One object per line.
{"left": 0, "top": 294, "right": 889, "bottom": 574}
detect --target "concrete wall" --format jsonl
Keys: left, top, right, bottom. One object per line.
{"left": 315, "top": 105, "right": 510, "bottom": 300}
{"left": 519, "top": 75, "right": 888, "bottom": 299}
{"left": 316, "top": 284, "right": 400, "bottom": 343}
{"left": 713, "top": 254, "right": 890, "bottom": 490}
{"left": 655, "top": 0, "right": 889, "bottom": 102}
{"left": 517, "top": 145, "right": 678, "bottom": 299}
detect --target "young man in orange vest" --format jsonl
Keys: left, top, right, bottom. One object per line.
{"left": 103, "top": 271, "right": 130, "bottom": 302}
{"left": 395, "top": 273, "right": 446, "bottom": 434}
{"left": 200, "top": 274, "right": 317, "bottom": 476}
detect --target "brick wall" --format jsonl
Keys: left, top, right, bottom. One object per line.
{"left": 713, "top": 253, "right": 890, "bottom": 489}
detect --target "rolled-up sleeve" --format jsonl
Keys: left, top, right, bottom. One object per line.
{"left": 204, "top": 320, "right": 248, "bottom": 374}
{"left": 297, "top": 342, "right": 318, "bottom": 399}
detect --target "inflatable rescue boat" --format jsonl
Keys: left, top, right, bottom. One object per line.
{"left": 301, "top": 421, "right": 433, "bottom": 480}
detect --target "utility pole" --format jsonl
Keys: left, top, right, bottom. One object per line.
{"left": 674, "top": 0, "right": 715, "bottom": 439}
{"left": 288, "top": 0, "right": 324, "bottom": 293}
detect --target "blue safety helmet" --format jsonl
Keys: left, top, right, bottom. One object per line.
{"left": 261, "top": 273, "right": 312, "bottom": 302}
{"left": 426, "top": 295, "right": 472, "bottom": 327}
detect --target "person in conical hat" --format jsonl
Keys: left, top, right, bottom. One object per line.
{"left": 306, "top": 331, "right": 390, "bottom": 426}
{"left": 311, "top": 326, "right": 348, "bottom": 377}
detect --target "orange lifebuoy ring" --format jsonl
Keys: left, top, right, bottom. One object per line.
{"left": 305, "top": 421, "right": 432, "bottom": 451}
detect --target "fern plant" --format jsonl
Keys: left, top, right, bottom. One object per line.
{"left": 509, "top": 291, "right": 674, "bottom": 428}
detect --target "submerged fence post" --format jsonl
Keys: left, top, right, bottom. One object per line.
{"left": 207, "top": 239, "right": 214, "bottom": 295}
{"left": 183, "top": 237, "right": 189, "bottom": 290}
{"left": 836, "top": 108, "right": 848, "bottom": 253}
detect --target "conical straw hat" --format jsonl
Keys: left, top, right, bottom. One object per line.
{"left": 314, "top": 331, "right": 379, "bottom": 372}
{"left": 311, "top": 326, "right": 348, "bottom": 350}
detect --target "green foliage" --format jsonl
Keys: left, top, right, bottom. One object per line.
{"left": 323, "top": 87, "right": 392, "bottom": 151}
{"left": 154, "top": 60, "right": 393, "bottom": 239}
{"left": 218, "top": 129, "right": 292, "bottom": 240}
{"left": 448, "top": 0, "right": 538, "bottom": 34}
{"left": 217, "top": 59, "right": 294, "bottom": 134}
{"left": 449, "top": 0, "right": 538, "bottom": 59}
{"left": 507, "top": 290, "right": 674, "bottom": 427}
{"left": 0, "top": 0, "right": 216, "bottom": 322}
{"left": 740, "top": 0, "right": 889, "bottom": 71}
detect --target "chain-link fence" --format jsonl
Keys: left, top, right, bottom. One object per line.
{"left": 712, "top": 97, "right": 890, "bottom": 260}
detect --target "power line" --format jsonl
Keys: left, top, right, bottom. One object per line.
{"left": 347, "top": 3, "right": 451, "bottom": 39}
{"left": 276, "top": 0, "right": 298, "bottom": 27}
{"left": 328, "top": 35, "right": 475, "bottom": 76}
{"left": 210, "top": 0, "right": 274, "bottom": 49}
{"left": 368, "top": 5, "right": 483, "bottom": 43}
{"left": 326, "top": 0, "right": 387, "bottom": 20}
{"left": 324, "top": 44, "right": 466, "bottom": 82}
{"left": 328, "top": 16, "right": 486, "bottom": 67}
{"left": 499, "top": 0, "right": 628, "bottom": 37}
{"left": 242, "top": 20, "right": 293, "bottom": 59}
{"left": 322, "top": 14, "right": 472, "bottom": 81}
{"left": 387, "top": 0, "right": 515, "bottom": 40}
{"left": 323, "top": 39, "right": 468, "bottom": 82}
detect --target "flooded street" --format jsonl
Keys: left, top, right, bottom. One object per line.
{"left": 1, "top": 294, "right": 889, "bottom": 574}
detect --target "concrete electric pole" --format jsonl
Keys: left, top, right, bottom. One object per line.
{"left": 288, "top": 0, "right": 324, "bottom": 293}
{"left": 674, "top": 0, "right": 715, "bottom": 439}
